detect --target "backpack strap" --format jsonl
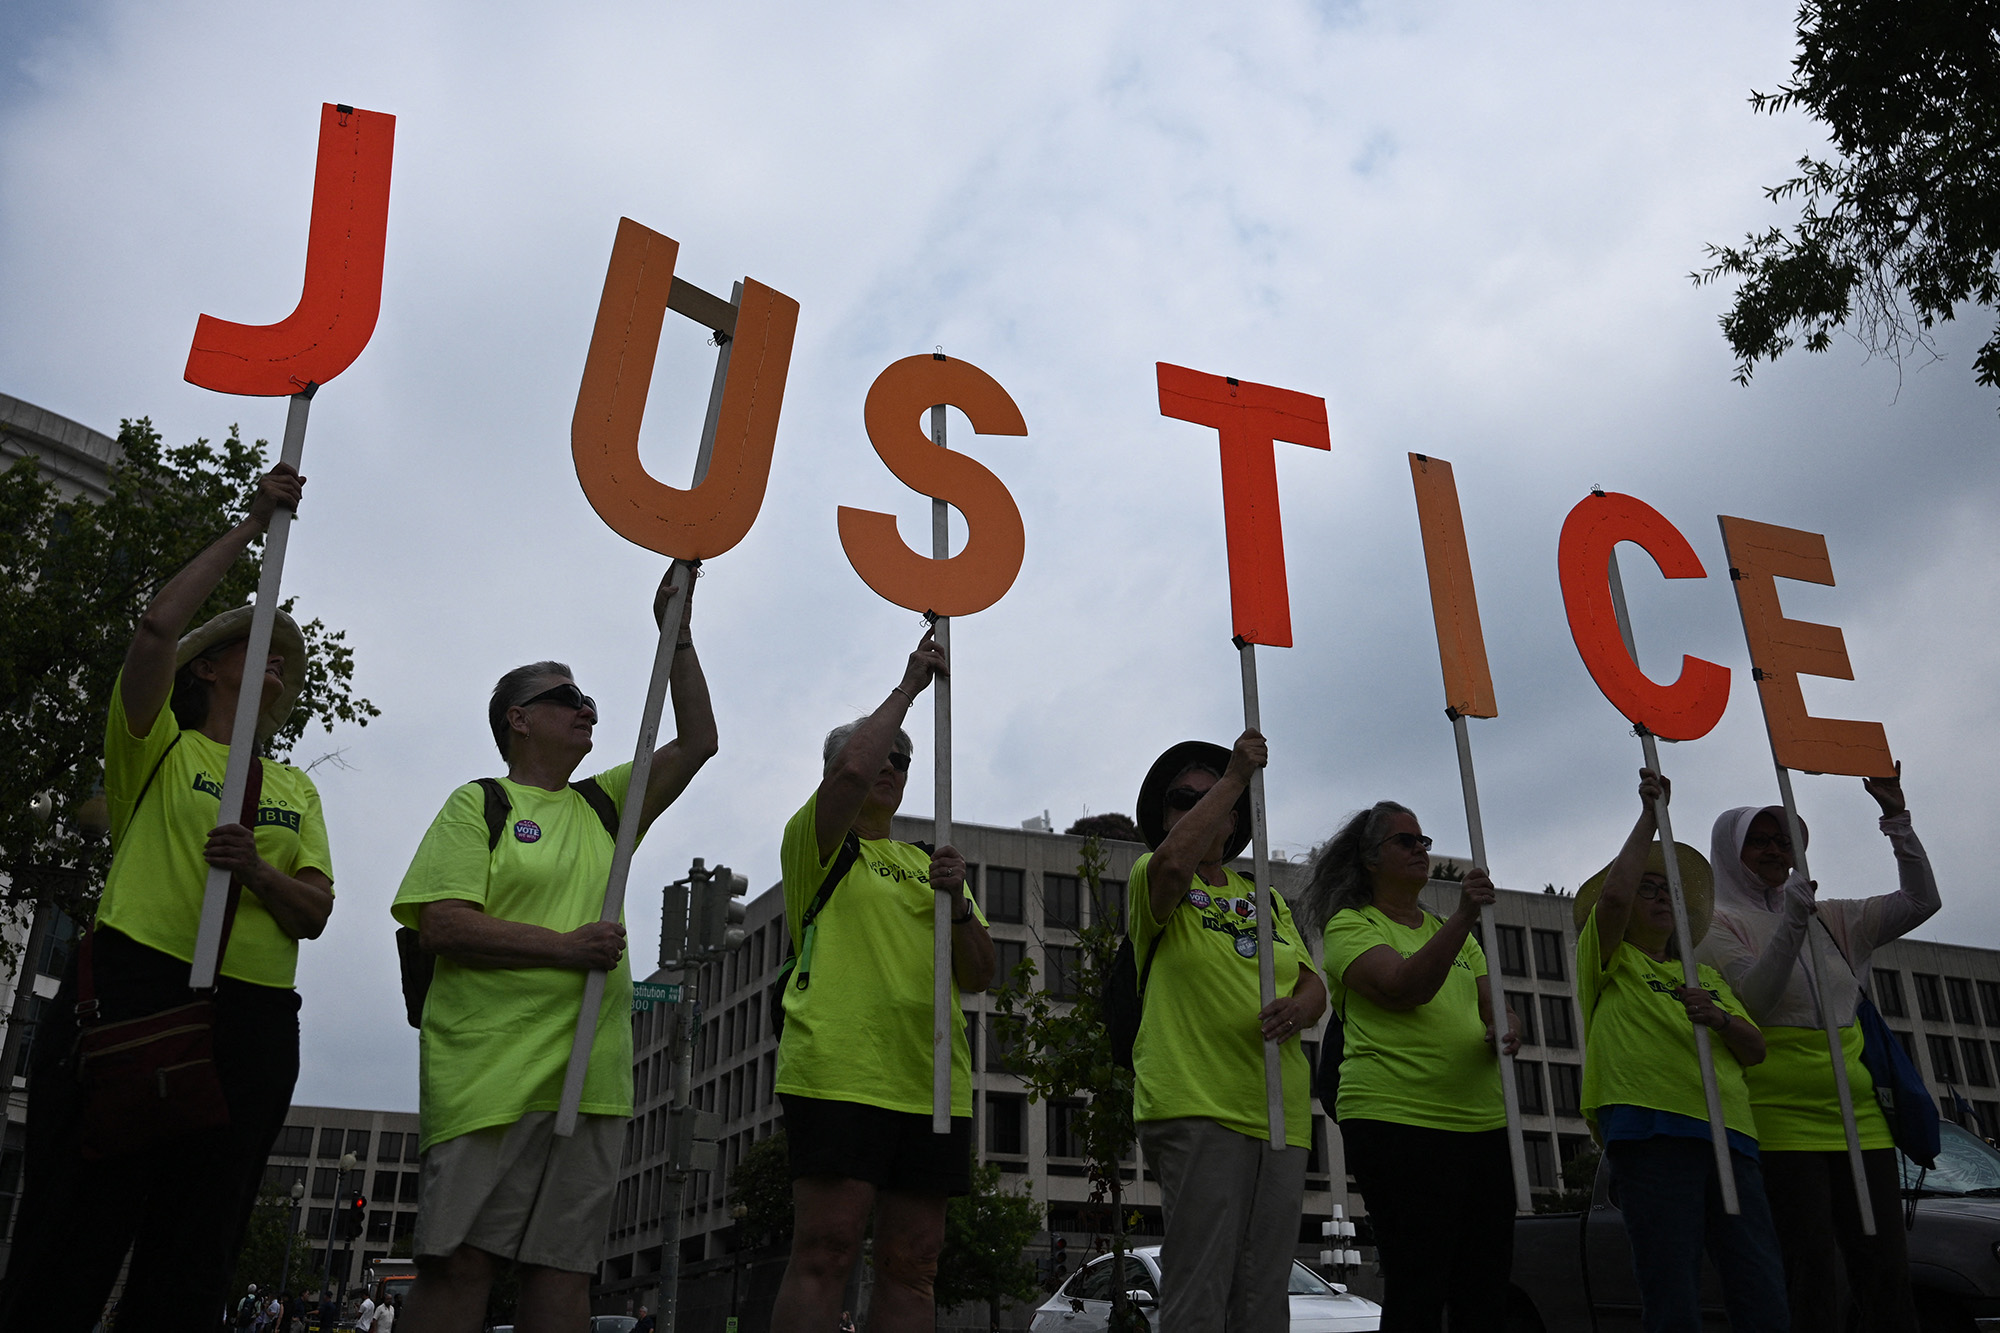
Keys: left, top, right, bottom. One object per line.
{"left": 475, "top": 775, "right": 620, "bottom": 850}
{"left": 793, "top": 831, "right": 862, "bottom": 992}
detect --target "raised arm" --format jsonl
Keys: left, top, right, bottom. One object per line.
{"left": 638, "top": 566, "right": 719, "bottom": 833}
{"left": 1855, "top": 765, "right": 1940, "bottom": 950}
{"left": 814, "top": 629, "right": 946, "bottom": 860}
{"left": 121, "top": 466, "right": 302, "bottom": 736}
{"left": 1340, "top": 870, "right": 1495, "bottom": 1011}
{"left": 1147, "top": 731, "right": 1264, "bottom": 924}
{"left": 1593, "top": 770, "right": 1666, "bottom": 968}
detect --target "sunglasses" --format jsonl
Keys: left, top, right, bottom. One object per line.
{"left": 885, "top": 752, "right": 912, "bottom": 773}
{"left": 1743, "top": 832, "right": 1792, "bottom": 851}
{"left": 1164, "top": 785, "right": 1209, "bottom": 812}
{"left": 1637, "top": 880, "right": 1673, "bottom": 901}
{"left": 518, "top": 683, "right": 597, "bottom": 714}
{"left": 1378, "top": 832, "right": 1433, "bottom": 853}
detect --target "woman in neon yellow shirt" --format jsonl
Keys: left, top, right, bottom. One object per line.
{"left": 1298, "top": 801, "right": 1516, "bottom": 1333}
{"left": 1699, "top": 766, "right": 1934, "bottom": 1332}
{"left": 1577, "top": 770, "right": 1785, "bottom": 1331}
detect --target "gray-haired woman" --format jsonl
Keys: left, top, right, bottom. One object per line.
{"left": 1297, "top": 802, "right": 1517, "bottom": 1333}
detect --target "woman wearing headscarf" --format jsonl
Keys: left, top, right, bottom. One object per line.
{"left": 1698, "top": 766, "right": 1936, "bottom": 1331}
{"left": 0, "top": 464, "right": 335, "bottom": 1332}
{"left": 1128, "top": 731, "right": 1325, "bottom": 1333}
{"left": 1296, "top": 801, "right": 1516, "bottom": 1333}
{"left": 1576, "top": 770, "right": 1785, "bottom": 1332}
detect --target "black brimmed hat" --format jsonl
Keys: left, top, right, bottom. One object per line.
{"left": 1136, "top": 740, "right": 1252, "bottom": 860}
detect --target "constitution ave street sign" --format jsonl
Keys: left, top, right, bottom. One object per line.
{"left": 632, "top": 982, "right": 682, "bottom": 1012}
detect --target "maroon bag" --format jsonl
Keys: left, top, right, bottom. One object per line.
{"left": 73, "top": 754, "right": 262, "bottom": 1160}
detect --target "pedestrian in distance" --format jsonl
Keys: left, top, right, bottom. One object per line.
{"left": 1295, "top": 801, "right": 1519, "bottom": 1333}
{"left": 768, "top": 628, "right": 995, "bottom": 1333}
{"left": 393, "top": 568, "right": 717, "bottom": 1330}
{"left": 1126, "top": 731, "right": 1327, "bottom": 1333}
{"left": 1699, "top": 764, "right": 1937, "bottom": 1332}
{"left": 633, "top": 1305, "right": 655, "bottom": 1333}
{"left": 1577, "top": 769, "right": 1786, "bottom": 1332}
{"left": 0, "top": 465, "right": 336, "bottom": 1333}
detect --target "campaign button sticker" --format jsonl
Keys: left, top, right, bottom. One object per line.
{"left": 1187, "top": 889, "right": 1211, "bottom": 909}
{"left": 514, "top": 819, "right": 542, "bottom": 843}
{"left": 1233, "top": 898, "right": 1253, "bottom": 919}
{"left": 1234, "top": 934, "right": 1259, "bottom": 958}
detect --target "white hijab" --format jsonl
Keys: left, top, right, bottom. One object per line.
{"left": 1700, "top": 805, "right": 1862, "bottom": 1029}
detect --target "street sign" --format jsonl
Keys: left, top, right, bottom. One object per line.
{"left": 631, "top": 982, "right": 682, "bottom": 1012}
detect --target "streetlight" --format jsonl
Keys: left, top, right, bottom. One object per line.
{"left": 278, "top": 1179, "right": 306, "bottom": 1304}
{"left": 321, "top": 1151, "right": 357, "bottom": 1310}
{"left": 728, "top": 1202, "right": 750, "bottom": 1333}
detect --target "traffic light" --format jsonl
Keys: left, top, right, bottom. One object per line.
{"left": 1052, "top": 1235, "right": 1068, "bottom": 1276}
{"left": 343, "top": 1193, "right": 367, "bottom": 1240}
{"left": 692, "top": 865, "right": 749, "bottom": 953}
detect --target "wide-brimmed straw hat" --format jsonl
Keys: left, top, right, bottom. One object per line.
{"left": 1136, "top": 740, "right": 1253, "bottom": 861}
{"left": 1574, "top": 841, "right": 1716, "bottom": 944}
{"left": 176, "top": 605, "right": 307, "bottom": 742}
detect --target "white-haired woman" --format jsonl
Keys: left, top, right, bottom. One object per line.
{"left": 1699, "top": 767, "right": 1935, "bottom": 1331}
{"left": 0, "top": 465, "right": 335, "bottom": 1331}
{"left": 1297, "top": 801, "right": 1515, "bottom": 1333}
{"left": 770, "top": 628, "right": 995, "bottom": 1333}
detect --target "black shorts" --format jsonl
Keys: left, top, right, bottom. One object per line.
{"left": 780, "top": 1093, "right": 973, "bottom": 1197}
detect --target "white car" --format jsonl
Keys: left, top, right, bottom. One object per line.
{"left": 1028, "top": 1244, "right": 1382, "bottom": 1333}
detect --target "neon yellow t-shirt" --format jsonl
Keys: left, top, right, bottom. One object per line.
{"left": 1575, "top": 910, "right": 1759, "bottom": 1137}
{"left": 772, "top": 792, "right": 984, "bottom": 1117}
{"left": 1749, "top": 1023, "right": 1893, "bottom": 1152}
{"left": 1127, "top": 854, "right": 1318, "bottom": 1147}
{"left": 393, "top": 770, "right": 637, "bottom": 1151}
{"left": 100, "top": 673, "right": 334, "bottom": 990}
{"left": 1322, "top": 905, "right": 1504, "bottom": 1132}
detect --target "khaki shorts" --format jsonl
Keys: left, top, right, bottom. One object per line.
{"left": 414, "top": 1111, "right": 625, "bottom": 1273}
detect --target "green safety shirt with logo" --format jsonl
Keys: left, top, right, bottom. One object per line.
{"left": 1321, "top": 904, "right": 1504, "bottom": 1132}
{"left": 1127, "top": 854, "right": 1318, "bottom": 1147}
{"left": 100, "top": 672, "right": 334, "bottom": 990}
{"left": 773, "top": 791, "right": 985, "bottom": 1117}
{"left": 393, "top": 769, "right": 638, "bottom": 1151}
{"left": 1576, "top": 909, "right": 1760, "bottom": 1138}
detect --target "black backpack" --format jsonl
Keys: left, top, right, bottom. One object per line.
{"left": 769, "top": 831, "right": 861, "bottom": 1039}
{"left": 1105, "top": 881, "right": 1284, "bottom": 1070}
{"left": 395, "top": 776, "right": 620, "bottom": 1029}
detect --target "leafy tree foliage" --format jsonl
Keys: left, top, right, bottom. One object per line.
{"left": 1065, "top": 812, "right": 1141, "bottom": 844}
{"left": 935, "top": 1162, "right": 1044, "bottom": 1313}
{"left": 731, "top": 1128, "right": 796, "bottom": 1250}
{"left": 227, "top": 1190, "right": 316, "bottom": 1300}
{"left": 0, "top": 418, "right": 378, "bottom": 954}
{"left": 1696, "top": 0, "right": 2000, "bottom": 398}
{"left": 994, "top": 837, "right": 1148, "bottom": 1333}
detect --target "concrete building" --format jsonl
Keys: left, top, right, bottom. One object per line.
{"left": 257, "top": 1104, "right": 425, "bottom": 1294}
{"left": 0, "top": 392, "right": 122, "bottom": 502}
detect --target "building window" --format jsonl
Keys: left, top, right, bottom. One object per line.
{"left": 312, "top": 1167, "right": 340, "bottom": 1199}
{"left": 1949, "top": 978, "right": 1980, "bottom": 1026}
{"left": 1549, "top": 1063, "right": 1583, "bottom": 1118}
{"left": 1047, "top": 1100, "right": 1085, "bottom": 1158}
{"left": 1896, "top": 1031, "right": 1921, "bottom": 1064}
{"left": 306, "top": 1207, "right": 332, "bottom": 1239}
{"left": 394, "top": 1211, "right": 417, "bottom": 1239}
{"left": 985, "top": 1015, "right": 1017, "bottom": 1073}
{"left": 1980, "top": 982, "right": 2000, "bottom": 1028}
{"left": 367, "top": 1211, "right": 392, "bottom": 1242}
{"left": 1963, "top": 1039, "right": 1993, "bottom": 1088}
{"left": 318, "top": 1128, "right": 344, "bottom": 1161}
{"left": 344, "top": 1129, "right": 371, "bottom": 1159}
{"left": 1531, "top": 929, "right": 1567, "bottom": 982}
{"left": 1045, "top": 946, "right": 1082, "bottom": 1000}
{"left": 34, "top": 909, "right": 78, "bottom": 979}
{"left": 1916, "top": 974, "right": 1946, "bottom": 1023}
{"left": 262, "top": 1163, "right": 307, "bottom": 1196}
{"left": 1496, "top": 926, "right": 1528, "bottom": 978}
{"left": 1559, "top": 1134, "right": 1595, "bottom": 1189}
{"left": 986, "top": 868, "right": 1026, "bottom": 924}
{"left": 1523, "top": 1132, "right": 1555, "bottom": 1189}
{"left": 405, "top": 1135, "right": 422, "bottom": 1164}
{"left": 1095, "top": 880, "right": 1127, "bottom": 934}
{"left": 400, "top": 1172, "right": 420, "bottom": 1204}
{"left": 373, "top": 1170, "right": 399, "bottom": 1199}
{"left": 273, "top": 1125, "right": 314, "bottom": 1157}
{"left": 1974, "top": 1102, "right": 2000, "bottom": 1139}
{"left": 1515, "top": 1060, "right": 1545, "bottom": 1115}
{"left": 986, "top": 1093, "right": 1026, "bottom": 1157}
{"left": 376, "top": 1132, "right": 403, "bottom": 1163}
{"left": 1876, "top": 970, "right": 1908, "bottom": 1019}
{"left": 992, "top": 939, "right": 1026, "bottom": 992}
{"left": 1505, "top": 991, "right": 1538, "bottom": 1046}
{"left": 1540, "top": 996, "right": 1577, "bottom": 1050}
{"left": 1045, "top": 874, "right": 1082, "bottom": 930}
{"left": 1928, "top": 1034, "right": 1960, "bottom": 1083}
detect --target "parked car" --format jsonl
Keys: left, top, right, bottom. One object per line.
{"left": 590, "top": 1319, "right": 639, "bottom": 1333}
{"left": 1028, "top": 1243, "right": 1382, "bottom": 1333}
{"left": 1510, "top": 1121, "right": 2000, "bottom": 1330}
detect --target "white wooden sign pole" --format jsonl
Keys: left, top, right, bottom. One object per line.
{"left": 1448, "top": 712, "right": 1535, "bottom": 1212}
{"left": 1605, "top": 550, "right": 1740, "bottom": 1214}
{"left": 930, "top": 402, "right": 954, "bottom": 1135}
{"left": 1236, "top": 639, "right": 1286, "bottom": 1151}
{"left": 189, "top": 386, "right": 314, "bottom": 989}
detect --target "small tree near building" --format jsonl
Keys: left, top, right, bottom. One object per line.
{"left": 935, "top": 1162, "right": 1043, "bottom": 1321}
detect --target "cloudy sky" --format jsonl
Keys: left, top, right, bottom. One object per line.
{"left": 6, "top": 0, "right": 1995, "bottom": 1112}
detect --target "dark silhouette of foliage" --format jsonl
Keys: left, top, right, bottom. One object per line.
{"left": 1065, "top": 812, "right": 1142, "bottom": 844}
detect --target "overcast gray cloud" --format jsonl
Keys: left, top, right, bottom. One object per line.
{"left": 5, "top": 0, "right": 1995, "bottom": 1113}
